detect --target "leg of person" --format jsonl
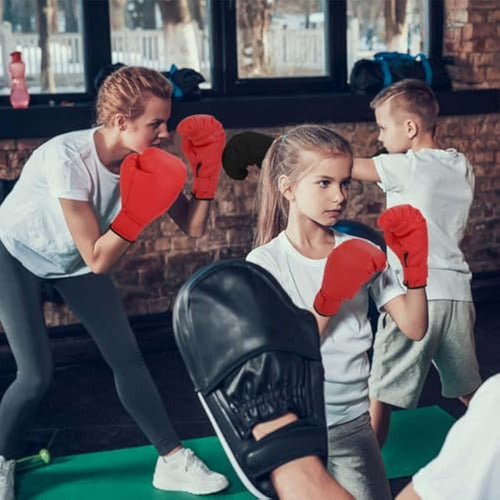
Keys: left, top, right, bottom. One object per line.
{"left": 54, "top": 273, "right": 227, "bottom": 495}
{"left": 369, "top": 310, "right": 443, "bottom": 446}
{"left": 369, "top": 399, "right": 392, "bottom": 447}
{"left": 432, "top": 300, "right": 482, "bottom": 408}
{"left": 327, "top": 412, "right": 392, "bottom": 500}
{"left": 0, "top": 241, "right": 53, "bottom": 500}
{"left": 0, "top": 241, "right": 53, "bottom": 459}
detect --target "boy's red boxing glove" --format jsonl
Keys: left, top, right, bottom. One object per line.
{"left": 110, "top": 148, "right": 187, "bottom": 242}
{"left": 377, "top": 204, "right": 428, "bottom": 289}
{"left": 176, "top": 114, "right": 226, "bottom": 200}
{"left": 314, "top": 239, "right": 387, "bottom": 316}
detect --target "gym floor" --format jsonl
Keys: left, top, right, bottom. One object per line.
{"left": 0, "top": 299, "right": 498, "bottom": 498}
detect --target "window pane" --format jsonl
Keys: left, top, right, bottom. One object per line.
{"left": 236, "top": 0, "right": 327, "bottom": 79}
{"left": 347, "top": 0, "right": 428, "bottom": 78}
{"left": 109, "top": 0, "right": 212, "bottom": 88}
{"left": 0, "top": 0, "right": 84, "bottom": 95}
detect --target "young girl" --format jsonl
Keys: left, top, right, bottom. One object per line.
{"left": 0, "top": 66, "right": 228, "bottom": 498}
{"left": 246, "top": 124, "right": 428, "bottom": 499}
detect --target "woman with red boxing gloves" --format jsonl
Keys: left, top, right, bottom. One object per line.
{"left": 0, "top": 66, "right": 228, "bottom": 500}
{"left": 246, "top": 124, "right": 428, "bottom": 500}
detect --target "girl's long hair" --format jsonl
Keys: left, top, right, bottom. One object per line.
{"left": 254, "top": 124, "right": 352, "bottom": 247}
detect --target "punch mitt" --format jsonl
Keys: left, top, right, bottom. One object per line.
{"left": 222, "top": 132, "right": 274, "bottom": 180}
{"left": 173, "top": 260, "right": 327, "bottom": 499}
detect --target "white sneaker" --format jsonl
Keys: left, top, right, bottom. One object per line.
{"left": 152, "top": 448, "right": 229, "bottom": 495}
{"left": 0, "top": 456, "right": 15, "bottom": 500}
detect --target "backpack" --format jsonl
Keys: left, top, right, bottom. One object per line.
{"left": 350, "top": 51, "right": 451, "bottom": 94}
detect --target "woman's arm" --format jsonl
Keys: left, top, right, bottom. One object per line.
{"left": 167, "top": 193, "right": 211, "bottom": 237}
{"left": 383, "top": 288, "right": 428, "bottom": 341}
{"left": 60, "top": 198, "right": 130, "bottom": 274}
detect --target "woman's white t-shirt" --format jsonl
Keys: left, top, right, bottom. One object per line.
{"left": 247, "top": 230, "right": 404, "bottom": 427}
{"left": 0, "top": 128, "right": 120, "bottom": 278}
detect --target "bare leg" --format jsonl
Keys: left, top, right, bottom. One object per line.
{"left": 369, "top": 399, "right": 392, "bottom": 448}
{"left": 252, "top": 413, "right": 354, "bottom": 500}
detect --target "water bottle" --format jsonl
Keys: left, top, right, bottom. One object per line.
{"left": 9, "top": 51, "right": 30, "bottom": 109}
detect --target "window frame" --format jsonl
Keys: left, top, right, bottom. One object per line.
{"left": 0, "top": 0, "right": 444, "bottom": 105}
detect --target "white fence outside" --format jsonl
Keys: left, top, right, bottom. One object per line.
{"left": 0, "top": 25, "right": 333, "bottom": 92}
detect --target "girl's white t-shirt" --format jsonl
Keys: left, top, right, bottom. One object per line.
{"left": 0, "top": 128, "right": 120, "bottom": 278}
{"left": 374, "top": 148, "right": 474, "bottom": 301}
{"left": 247, "top": 230, "right": 404, "bottom": 427}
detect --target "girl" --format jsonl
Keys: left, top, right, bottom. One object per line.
{"left": 0, "top": 66, "right": 228, "bottom": 499}
{"left": 246, "top": 124, "right": 428, "bottom": 499}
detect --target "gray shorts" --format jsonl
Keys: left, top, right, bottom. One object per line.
{"left": 327, "top": 412, "right": 392, "bottom": 500}
{"left": 369, "top": 300, "right": 482, "bottom": 408}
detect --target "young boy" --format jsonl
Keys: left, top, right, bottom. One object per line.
{"left": 352, "top": 78, "right": 482, "bottom": 446}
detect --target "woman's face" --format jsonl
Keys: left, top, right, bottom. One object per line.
{"left": 121, "top": 95, "right": 171, "bottom": 153}
{"left": 286, "top": 150, "right": 352, "bottom": 227}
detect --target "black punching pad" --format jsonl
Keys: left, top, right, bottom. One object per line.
{"left": 173, "top": 260, "right": 327, "bottom": 498}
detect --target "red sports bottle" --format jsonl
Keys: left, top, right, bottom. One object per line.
{"left": 9, "top": 51, "right": 30, "bottom": 109}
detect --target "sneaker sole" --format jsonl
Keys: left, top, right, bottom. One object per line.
{"left": 152, "top": 476, "right": 228, "bottom": 495}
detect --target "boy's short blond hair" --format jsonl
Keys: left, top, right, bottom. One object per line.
{"left": 370, "top": 79, "right": 439, "bottom": 133}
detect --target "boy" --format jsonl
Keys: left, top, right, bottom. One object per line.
{"left": 352, "top": 78, "right": 482, "bottom": 446}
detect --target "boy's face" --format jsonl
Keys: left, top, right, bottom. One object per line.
{"left": 374, "top": 100, "right": 412, "bottom": 154}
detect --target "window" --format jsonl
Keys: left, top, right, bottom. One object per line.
{"left": 0, "top": 0, "right": 85, "bottom": 95}
{"left": 346, "top": 0, "right": 430, "bottom": 77}
{"left": 0, "top": 0, "right": 443, "bottom": 105}
{"left": 109, "top": 0, "right": 212, "bottom": 88}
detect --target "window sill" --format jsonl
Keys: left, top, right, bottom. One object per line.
{"left": 0, "top": 89, "right": 498, "bottom": 140}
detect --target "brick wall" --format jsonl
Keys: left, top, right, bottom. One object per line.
{"left": 444, "top": 0, "right": 500, "bottom": 88}
{"left": 1, "top": 1, "right": 499, "bottom": 328}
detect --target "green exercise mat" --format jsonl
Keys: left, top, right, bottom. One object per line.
{"left": 17, "top": 435, "right": 252, "bottom": 500}
{"left": 17, "top": 406, "right": 455, "bottom": 498}
{"left": 382, "top": 405, "right": 456, "bottom": 479}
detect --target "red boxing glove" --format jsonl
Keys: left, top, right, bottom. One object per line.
{"left": 176, "top": 114, "right": 226, "bottom": 200}
{"left": 314, "top": 239, "right": 387, "bottom": 316}
{"left": 377, "top": 204, "right": 428, "bottom": 289}
{"left": 111, "top": 148, "right": 186, "bottom": 242}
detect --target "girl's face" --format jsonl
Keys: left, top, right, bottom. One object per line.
{"left": 121, "top": 95, "right": 171, "bottom": 153}
{"left": 284, "top": 150, "right": 351, "bottom": 227}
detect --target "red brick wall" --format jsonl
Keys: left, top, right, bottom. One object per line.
{"left": 0, "top": 1, "right": 499, "bottom": 328}
{"left": 444, "top": 0, "right": 500, "bottom": 88}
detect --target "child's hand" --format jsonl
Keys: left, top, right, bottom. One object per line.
{"left": 314, "top": 240, "right": 387, "bottom": 316}
{"left": 377, "top": 204, "right": 428, "bottom": 288}
{"left": 110, "top": 148, "right": 186, "bottom": 242}
{"left": 176, "top": 114, "right": 225, "bottom": 200}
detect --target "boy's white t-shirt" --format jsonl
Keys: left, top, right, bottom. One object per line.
{"left": 246, "top": 230, "right": 404, "bottom": 427}
{"left": 412, "top": 374, "right": 500, "bottom": 500}
{"left": 374, "top": 148, "right": 474, "bottom": 301}
{"left": 0, "top": 128, "right": 120, "bottom": 278}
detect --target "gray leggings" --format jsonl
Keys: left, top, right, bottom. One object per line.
{"left": 0, "top": 239, "right": 180, "bottom": 459}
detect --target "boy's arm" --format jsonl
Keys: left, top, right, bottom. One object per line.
{"left": 352, "top": 158, "right": 381, "bottom": 182}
